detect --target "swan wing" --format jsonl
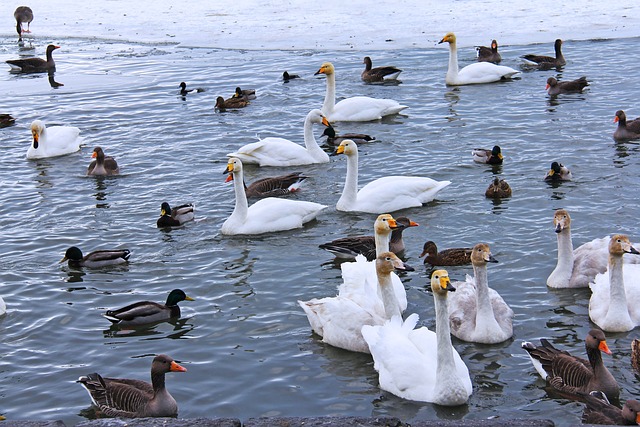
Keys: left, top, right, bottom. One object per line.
{"left": 223, "top": 198, "right": 326, "bottom": 234}
{"left": 353, "top": 176, "right": 451, "bottom": 213}
{"left": 331, "top": 96, "right": 408, "bottom": 122}
{"left": 226, "top": 137, "right": 315, "bottom": 166}
{"left": 457, "top": 63, "right": 519, "bottom": 84}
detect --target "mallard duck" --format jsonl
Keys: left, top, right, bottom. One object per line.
{"left": 244, "top": 172, "right": 307, "bottom": 198}
{"left": 546, "top": 76, "right": 588, "bottom": 95}
{"left": 544, "top": 161, "right": 572, "bottom": 181}
{"left": 581, "top": 391, "right": 640, "bottom": 425}
{"left": 613, "top": 110, "right": 640, "bottom": 141}
{"left": 104, "top": 289, "right": 195, "bottom": 326}
{"left": 14, "top": 6, "right": 33, "bottom": 40}
{"left": 26, "top": 119, "right": 82, "bottom": 159}
{"left": 472, "top": 145, "right": 503, "bottom": 164}
{"left": 77, "top": 354, "right": 186, "bottom": 418}
{"left": 522, "top": 39, "right": 566, "bottom": 69}
{"left": 6, "top": 44, "right": 59, "bottom": 73}
{"left": 214, "top": 96, "right": 249, "bottom": 111}
{"left": 156, "top": 202, "right": 195, "bottom": 228}
{"left": 476, "top": 39, "right": 502, "bottom": 63}
{"left": 0, "top": 114, "right": 16, "bottom": 128}
{"left": 282, "top": 71, "right": 300, "bottom": 81}
{"left": 438, "top": 33, "right": 519, "bottom": 85}
{"left": 178, "top": 82, "right": 204, "bottom": 96}
{"left": 485, "top": 177, "right": 512, "bottom": 198}
{"left": 322, "top": 125, "right": 375, "bottom": 146}
{"left": 522, "top": 329, "right": 620, "bottom": 402}
{"left": 232, "top": 87, "right": 256, "bottom": 100}
{"left": 361, "top": 56, "right": 402, "bottom": 83}
{"left": 86, "top": 146, "right": 119, "bottom": 176}
{"left": 60, "top": 246, "right": 131, "bottom": 268}
{"left": 420, "top": 241, "right": 472, "bottom": 267}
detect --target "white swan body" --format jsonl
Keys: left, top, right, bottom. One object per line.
{"left": 315, "top": 62, "right": 407, "bottom": 122}
{"left": 589, "top": 234, "right": 640, "bottom": 332}
{"left": 26, "top": 120, "right": 82, "bottom": 159}
{"left": 448, "top": 243, "right": 513, "bottom": 344}
{"left": 439, "top": 33, "right": 519, "bottom": 86}
{"left": 222, "top": 158, "right": 326, "bottom": 235}
{"left": 333, "top": 139, "right": 450, "bottom": 213}
{"left": 362, "top": 269, "right": 472, "bottom": 405}
{"left": 226, "top": 109, "right": 330, "bottom": 167}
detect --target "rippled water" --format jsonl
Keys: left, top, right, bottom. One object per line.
{"left": 1, "top": 36, "right": 640, "bottom": 426}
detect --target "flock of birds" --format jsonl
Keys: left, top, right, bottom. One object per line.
{"left": 4, "top": 5, "right": 640, "bottom": 424}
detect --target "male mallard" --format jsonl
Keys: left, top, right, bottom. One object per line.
{"left": 232, "top": 86, "right": 256, "bottom": 100}
{"left": 60, "top": 246, "right": 131, "bottom": 268}
{"left": 544, "top": 161, "right": 572, "bottom": 181}
{"left": 472, "top": 145, "right": 503, "bottom": 165}
{"left": 157, "top": 202, "right": 194, "bottom": 228}
{"left": 104, "top": 289, "right": 194, "bottom": 326}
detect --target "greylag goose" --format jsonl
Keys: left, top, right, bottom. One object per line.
{"left": 522, "top": 39, "right": 566, "bottom": 69}
{"left": 233, "top": 87, "right": 256, "bottom": 100}
{"left": 104, "top": 289, "right": 195, "bottom": 326}
{"left": 544, "top": 161, "right": 572, "bottom": 181}
{"left": 420, "top": 241, "right": 472, "bottom": 267}
{"left": 215, "top": 96, "right": 249, "bottom": 111}
{"left": 546, "top": 76, "right": 588, "bottom": 95}
{"left": 77, "top": 354, "right": 186, "bottom": 418}
{"left": 581, "top": 391, "right": 640, "bottom": 425}
{"left": 86, "top": 146, "right": 119, "bottom": 176}
{"left": 521, "top": 329, "right": 620, "bottom": 402}
{"left": 476, "top": 39, "right": 502, "bottom": 63}
{"left": 156, "top": 202, "right": 195, "bottom": 228}
{"left": 244, "top": 172, "right": 307, "bottom": 198}
{"left": 472, "top": 145, "right": 503, "bottom": 164}
{"left": 60, "top": 246, "right": 131, "bottom": 268}
{"left": 633, "top": 339, "right": 640, "bottom": 374}
{"left": 322, "top": 125, "right": 375, "bottom": 146}
{"left": 282, "top": 71, "right": 300, "bottom": 81}
{"left": 26, "top": 119, "right": 82, "bottom": 159}
{"left": 178, "top": 82, "right": 204, "bottom": 96}
{"left": 485, "top": 177, "right": 512, "bottom": 198}
{"left": 613, "top": 110, "right": 640, "bottom": 141}
{"left": 6, "top": 44, "right": 58, "bottom": 73}
{"left": 361, "top": 56, "right": 402, "bottom": 83}
{"left": 14, "top": 6, "right": 33, "bottom": 40}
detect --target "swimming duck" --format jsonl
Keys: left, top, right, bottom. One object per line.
{"left": 420, "top": 241, "right": 472, "bottom": 267}
{"left": 77, "top": 354, "right": 186, "bottom": 418}
{"left": 544, "top": 161, "right": 572, "bottom": 181}
{"left": 26, "top": 120, "right": 82, "bottom": 159}
{"left": 322, "top": 125, "right": 375, "bottom": 146}
{"left": 232, "top": 87, "right": 256, "bottom": 100}
{"left": 60, "top": 246, "right": 131, "bottom": 268}
{"left": 282, "top": 71, "right": 300, "bottom": 81}
{"left": 361, "top": 56, "right": 402, "bottom": 83}
{"left": 86, "top": 146, "right": 119, "bottom": 176}
{"left": 244, "top": 172, "right": 308, "bottom": 198}
{"left": 6, "top": 44, "right": 59, "bottom": 73}
{"left": 214, "top": 96, "right": 249, "bottom": 111}
{"left": 472, "top": 145, "right": 503, "bottom": 164}
{"left": 581, "top": 391, "right": 640, "bottom": 425}
{"left": 613, "top": 110, "right": 640, "bottom": 141}
{"left": 485, "top": 177, "right": 512, "bottom": 198}
{"left": 178, "top": 82, "right": 204, "bottom": 96}
{"left": 0, "top": 114, "right": 16, "bottom": 128}
{"left": 14, "top": 6, "right": 33, "bottom": 40}
{"left": 156, "top": 202, "right": 195, "bottom": 228}
{"left": 522, "top": 329, "right": 619, "bottom": 402}
{"left": 476, "top": 39, "right": 502, "bottom": 63}
{"left": 315, "top": 62, "right": 408, "bottom": 122}
{"left": 546, "top": 76, "right": 588, "bottom": 95}
{"left": 104, "top": 289, "right": 195, "bottom": 326}
{"left": 438, "top": 32, "right": 519, "bottom": 85}
{"left": 522, "top": 39, "right": 566, "bottom": 69}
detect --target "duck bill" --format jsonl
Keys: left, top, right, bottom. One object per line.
{"left": 598, "top": 341, "right": 612, "bottom": 355}
{"left": 185, "top": 296, "right": 195, "bottom": 301}
{"left": 170, "top": 361, "right": 187, "bottom": 372}
{"left": 225, "top": 174, "right": 233, "bottom": 183}
{"left": 59, "top": 256, "right": 68, "bottom": 263}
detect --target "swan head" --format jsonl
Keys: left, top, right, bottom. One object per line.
{"left": 438, "top": 32, "right": 456, "bottom": 45}
{"left": 314, "top": 62, "right": 335, "bottom": 77}
{"left": 585, "top": 329, "right": 612, "bottom": 356}
{"left": 376, "top": 252, "right": 414, "bottom": 277}
{"left": 553, "top": 209, "right": 571, "bottom": 233}
{"left": 609, "top": 234, "right": 640, "bottom": 256}
{"left": 332, "top": 139, "right": 357, "bottom": 157}
{"left": 430, "top": 269, "right": 456, "bottom": 294}
{"left": 471, "top": 243, "right": 498, "bottom": 265}
{"left": 224, "top": 157, "right": 243, "bottom": 183}
{"left": 374, "top": 214, "right": 399, "bottom": 236}
{"left": 307, "top": 109, "right": 330, "bottom": 126}
{"left": 30, "top": 120, "right": 46, "bottom": 148}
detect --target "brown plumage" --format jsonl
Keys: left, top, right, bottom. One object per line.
{"left": 420, "top": 241, "right": 472, "bottom": 267}
{"left": 244, "top": 172, "right": 308, "bottom": 198}
{"left": 613, "top": 110, "right": 640, "bottom": 141}
{"left": 485, "top": 177, "right": 512, "bottom": 198}
{"left": 476, "top": 40, "right": 502, "bottom": 63}
{"left": 14, "top": 6, "right": 33, "bottom": 39}
{"left": 87, "top": 147, "right": 119, "bottom": 176}
{"left": 361, "top": 56, "right": 402, "bottom": 83}
{"left": 546, "top": 76, "right": 588, "bottom": 95}
{"left": 581, "top": 391, "right": 640, "bottom": 425}
{"left": 77, "top": 354, "right": 187, "bottom": 418}
{"left": 521, "top": 329, "right": 620, "bottom": 402}
{"left": 322, "top": 125, "right": 375, "bottom": 146}
{"left": 522, "top": 39, "right": 566, "bottom": 69}
{"left": 6, "top": 44, "right": 58, "bottom": 73}
{"left": 215, "top": 95, "right": 249, "bottom": 111}
{"left": 632, "top": 339, "right": 640, "bottom": 375}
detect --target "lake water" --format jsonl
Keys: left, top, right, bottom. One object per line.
{"left": 1, "top": 35, "right": 640, "bottom": 426}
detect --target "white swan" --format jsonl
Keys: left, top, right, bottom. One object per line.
{"left": 333, "top": 139, "right": 451, "bottom": 213}
{"left": 298, "top": 252, "right": 412, "bottom": 353}
{"left": 589, "top": 234, "right": 640, "bottom": 332}
{"left": 221, "top": 158, "right": 327, "bottom": 235}
{"left": 362, "top": 269, "right": 472, "bottom": 405}
{"left": 26, "top": 120, "right": 82, "bottom": 159}
{"left": 226, "top": 109, "right": 330, "bottom": 167}
{"left": 314, "top": 62, "right": 408, "bottom": 122}
{"left": 448, "top": 243, "right": 514, "bottom": 344}
{"left": 438, "top": 33, "right": 519, "bottom": 86}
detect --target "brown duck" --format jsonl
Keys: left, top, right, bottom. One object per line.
{"left": 361, "top": 56, "right": 402, "bottom": 83}
{"left": 215, "top": 95, "right": 249, "bottom": 111}
{"left": 613, "top": 110, "right": 640, "bottom": 141}
{"left": 581, "top": 391, "right": 640, "bottom": 425}
{"left": 6, "top": 44, "right": 59, "bottom": 73}
{"left": 476, "top": 40, "right": 502, "bottom": 64}
{"left": 244, "top": 172, "right": 308, "bottom": 198}
{"left": 420, "top": 241, "right": 472, "bottom": 266}
{"left": 522, "top": 39, "right": 565, "bottom": 69}
{"left": 485, "top": 177, "right": 512, "bottom": 198}
{"left": 87, "top": 146, "right": 119, "bottom": 176}
{"left": 14, "top": 6, "right": 33, "bottom": 40}
{"left": 546, "top": 76, "right": 588, "bottom": 95}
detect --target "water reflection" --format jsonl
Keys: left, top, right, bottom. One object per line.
{"left": 103, "top": 316, "right": 195, "bottom": 340}
{"left": 92, "top": 176, "right": 109, "bottom": 208}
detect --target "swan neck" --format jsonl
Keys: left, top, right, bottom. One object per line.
{"left": 323, "top": 73, "right": 336, "bottom": 116}
{"left": 338, "top": 149, "right": 359, "bottom": 210}
{"left": 231, "top": 170, "right": 249, "bottom": 221}
{"left": 434, "top": 293, "right": 456, "bottom": 375}
{"left": 608, "top": 253, "right": 627, "bottom": 306}
{"left": 302, "top": 115, "right": 323, "bottom": 157}
{"left": 378, "top": 272, "right": 401, "bottom": 319}
{"left": 446, "top": 41, "right": 459, "bottom": 82}
{"left": 473, "top": 264, "right": 493, "bottom": 319}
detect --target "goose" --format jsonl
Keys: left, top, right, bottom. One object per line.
{"left": 633, "top": 339, "right": 640, "bottom": 375}
{"left": 420, "top": 241, "right": 472, "bottom": 267}
{"left": 214, "top": 95, "right": 248, "bottom": 111}
{"left": 521, "top": 329, "right": 620, "bottom": 402}
{"left": 485, "top": 177, "right": 512, "bottom": 198}
{"left": 86, "top": 146, "right": 119, "bottom": 176}
{"left": 60, "top": 246, "right": 131, "bottom": 268}
{"left": 14, "top": 6, "right": 33, "bottom": 40}
{"left": 226, "top": 109, "right": 330, "bottom": 167}
{"left": 221, "top": 158, "right": 326, "bottom": 235}
{"left": 7, "top": 44, "right": 58, "bottom": 73}
{"left": 581, "top": 391, "right": 640, "bottom": 425}
{"left": 333, "top": 139, "right": 451, "bottom": 213}
{"left": 544, "top": 161, "right": 572, "bottom": 181}
{"left": 361, "top": 56, "right": 402, "bottom": 83}
{"left": 233, "top": 87, "right": 256, "bottom": 100}
{"left": 613, "top": 110, "right": 640, "bottom": 141}
{"left": 438, "top": 32, "right": 519, "bottom": 85}
{"left": 522, "top": 39, "right": 566, "bottom": 69}
{"left": 298, "top": 251, "right": 413, "bottom": 353}
{"left": 156, "top": 202, "right": 195, "bottom": 228}
{"left": 472, "top": 145, "right": 503, "bottom": 164}
{"left": 77, "top": 354, "right": 186, "bottom": 418}
{"left": 314, "top": 62, "right": 407, "bottom": 122}
{"left": 178, "top": 82, "right": 204, "bottom": 96}
{"left": 476, "top": 40, "right": 502, "bottom": 64}
{"left": 361, "top": 269, "right": 472, "bottom": 405}
{"left": 26, "top": 119, "right": 82, "bottom": 159}
{"left": 282, "top": 71, "right": 300, "bottom": 81}
{"left": 546, "top": 76, "right": 588, "bottom": 95}
{"left": 244, "top": 172, "right": 308, "bottom": 198}
{"left": 319, "top": 216, "right": 419, "bottom": 261}
{"left": 448, "top": 243, "right": 514, "bottom": 344}
{"left": 322, "top": 125, "right": 375, "bottom": 146}
{"left": 104, "top": 289, "right": 195, "bottom": 326}
{"left": 589, "top": 234, "right": 640, "bottom": 332}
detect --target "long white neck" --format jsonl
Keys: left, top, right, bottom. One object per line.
{"left": 322, "top": 73, "right": 336, "bottom": 116}
{"left": 302, "top": 116, "right": 327, "bottom": 161}
{"left": 378, "top": 271, "right": 401, "bottom": 319}
{"left": 374, "top": 230, "right": 391, "bottom": 257}
{"left": 231, "top": 170, "right": 249, "bottom": 222}
{"left": 336, "top": 149, "right": 359, "bottom": 211}
{"left": 607, "top": 253, "right": 629, "bottom": 320}
{"left": 548, "top": 228, "right": 574, "bottom": 286}
{"left": 473, "top": 263, "right": 500, "bottom": 332}
{"left": 446, "top": 41, "right": 460, "bottom": 83}
{"left": 434, "top": 292, "right": 456, "bottom": 384}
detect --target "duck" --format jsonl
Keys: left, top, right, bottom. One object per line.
{"left": 546, "top": 76, "right": 588, "bottom": 95}
{"left": 420, "top": 241, "right": 472, "bottom": 267}
{"left": 332, "top": 139, "right": 451, "bottom": 213}
{"left": 221, "top": 157, "right": 326, "bottom": 235}
{"left": 14, "top": 6, "right": 33, "bottom": 40}
{"left": 485, "top": 177, "right": 512, "bottom": 198}
{"left": 156, "top": 202, "right": 195, "bottom": 228}
{"left": 244, "top": 172, "right": 308, "bottom": 198}
{"left": 6, "top": 44, "right": 59, "bottom": 73}
{"left": 581, "top": 391, "right": 640, "bottom": 425}
{"left": 104, "top": 289, "right": 195, "bottom": 326}
{"left": 226, "top": 109, "right": 330, "bottom": 167}
{"left": 298, "top": 251, "right": 413, "bottom": 354}
{"left": 322, "top": 125, "right": 375, "bottom": 146}
{"left": 589, "top": 234, "right": 640, "bottom": 332}
{"left": 178, "top": 82, "right": 204, "bottom": 96}
{"left": 448, "top": 243, "right": 514, "bottom": 344}
{"left": 0, "top": 114, "right": 16, "bottom": 128}
{"left": 314, "top": 62, "right": 407, "bottom": 122}
{"left": 282, "top": 71, "right": 300, "bottom": 81}
{"left": 361, "top": 56, "right": 402, "bottom": 83}
{"left": 361, "top": 269, "right": 472, "bottom": 405}
{"left": 60, "top": 246, "right": 131, "bottom": 268}
{"left": 26, "top": 120, "right": 82, "bottom": 159}
{"left": 521, "top": 329, "right": 620, "bottom": 402}
{"left": 472, "top": 145, "right": 503, "bottom": 164}
{"left": 86, "top": 146, "right": 119, "bottom": 176}
{"left": 613, "top": 110, "right": 640, "bottom": 141}
{"left": 77, "top": 354, "right": 186, "bottom": 418}
{"left": 438, "top": 32, "right": 519, "bottom": 85}
{"left": 544, "top": 161, "right": 572, "bottom": 181}
{"left": 633, "top": 339, "right": 640, "bottom": 375}
{"left": 522, "top": 39, "right": 566, "bottom": 69}
{"left": 233, "top": 87, "right": 256, "bottom": 100}
{"left": 214, "top": 95, "right": 249, "bottom": 111}
{"left": 476, "top": 39, "right": 502, "bottom": 63}
{"left": 319, "top": 216, "right": 419, "bottom": 261}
